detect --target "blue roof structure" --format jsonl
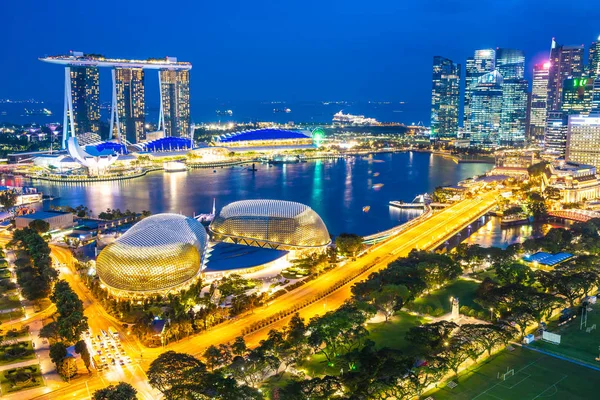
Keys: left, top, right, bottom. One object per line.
{"left": 85, "top": 141, "right": 128, "bottom": 156}
{"left": 140, "top": 137, "right": 193, "bottom": 152}
{"left": 16, "top": 211, "right": 69, "bottom": 220}
{"left": 523, "top": 252, "right": 574, "bottom": 266}
{"left": 216, "top": 128, "right": 310, "bottom": 143}
{"left": 204, "top": 242, "right": 288, "bottom": 273}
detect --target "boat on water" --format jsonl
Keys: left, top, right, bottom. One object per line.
{"left": 389, "top": 193, "right": 431, "bottom": 209}
{"left": 333, "top": 110, "right": 379, "bottom": 126}
{"left": 268, "top": 154, "right": 305, "bottom": 164}
{"left": 163, "top": 161, "right": 187, "bottom": 172}
{"left": 362, "top": 206, "right": 371, "bottom": 213}
{"left": 24, "top": 108, "right": 52, "bottom": 116}
{"left": 216, "top": 109, "right": 233, "bottom": 116}
{"left": 273, "top": 108, "right": 291, "bottom": 113}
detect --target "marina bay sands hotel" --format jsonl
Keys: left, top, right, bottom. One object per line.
{"left": 40, "top": 51, "right": 192, "bottom": 148}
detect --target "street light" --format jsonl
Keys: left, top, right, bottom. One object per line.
{"left": 490, "top": 307, "right": 494, "bottom": 321}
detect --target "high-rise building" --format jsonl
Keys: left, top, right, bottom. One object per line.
{"left": 464, "top": 49, "right": 496, "bottom": 134}
{"left": 544, "top": 111, "right": 568, "bottom": 156}
{"left": 547, "top": 39, "right": 584, "bottom": 112}
{"left": 469, "top": 70, "right": 503, "bottom": 145}
{"left": 160, "top": 69, "right": 191, "bottom": 138}
{"left": 593, "top": 79, "right": 600, "bottom": 113}
{"left": 430, "top": 56, "right": 461, "bottom": 137}
{"left": 114, "top": 68, "right": 145, "bottom": 144}
{"left": 69, "top": 66, "right": 100, "bottom": 136}
{"left": 496, "top": 49, "right": 527, "bottom": 143}
{"left": 561, "top": 77, "right": 595, "bottom": 116}
{"left": 566, "top": 115, "right": 600, "bottom": 168}
{"left": 588, "top": 36, "right": 600, "bottom": 79}
{"left": 528, "top": 62, "right": 550, "bottom": 140}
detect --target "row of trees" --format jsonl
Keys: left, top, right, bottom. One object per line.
{"left": 97, "top": 208, "right": 151, "bottom": 221}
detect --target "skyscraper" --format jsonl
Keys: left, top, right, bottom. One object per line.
{"left": 496, "top": 49, "right": 528, "bottom": 143}
{"left": 547, "top": 39, "right": 584, "bottom": 112}
{"left": 160, "top": 69, "right": 191, "bottom": 138}
{"left": 528, "top": 62, "right": 550, "bottom": 141}
{"left": 430, "top": 56, "right": 461, "bottom": 137}
{"left": 469, "top": 70, "right": 503, "bottom": 145}
{"left": 545, "top": 111, "right": 568, "bottom": 156}
{"left": 464, "top": 49, "right": 496, "bottom": 134}
{"left": 561, "top": 77, "right": 595, "bottom": 116}
{"left": 588, "top": 36, "right": 600, "bottom": 79}
{"left": 114, "top": 68, "right": 145, "bottom": 144}
{"left": 69, "top": 66, "right": 100, "bottom": 136}
{"left": 566, "top": 115, "right": 600, "bottom": 168}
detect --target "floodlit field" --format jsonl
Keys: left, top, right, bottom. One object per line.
{"left": 427, "top": 347, "right": 600, "bottom": 400}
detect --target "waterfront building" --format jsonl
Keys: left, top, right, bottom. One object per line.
{"left": 544, "top": 111, "right": 568, "bottom": 156}
{"left": 160, "top": 69, "right": 191, "bottom": 138}
{"left": 541, "top": 161, "right": 600, "bottom": 203}
{"left": 528, "top": 62, "right": 550, "bottom": 140}
{"left": 561, "top": 77, "right": 595, "bottom": 116}
{"left": 96, "top": 214, "right": 208, "bottom": 298}
{"left": 213, "top": 128, "right": 315, "bottom": 151}
{"left": 209, "top": 200, "right": 331, "bottom": 253}
{"left": 547, "top": 39, "right": 585, "bottom": 113}
{"left": 588, "top": 36, "right": 600, "bottom": 79}
{"left": 430, "top": 56, "right": 461, "bottom": 137}
{"left": 15, "top": 211, "right": 74, "bottom": 231}
{"left": 114, "top": 68, "right": 145, "bottom": 144}
{"left": 69, "top": 66, "right": 100, "bottom": 137}
{"left": 566, "top": 115, "right": 600, "bottom": 168}
{"left": 464, "top": 49, "right": 496, "bottom": 135}
{"left": 469, "top": 70, "right": 503, "bottom": 146}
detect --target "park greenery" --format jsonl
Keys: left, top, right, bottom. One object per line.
{"left": 334, "top": 233, "right": 364, "bottom": 257}
{"left": 92, "top": 382, "right": 137, "bottom": 400}
{"left": 0, "top": 190, "right": 18, "bottom": 212}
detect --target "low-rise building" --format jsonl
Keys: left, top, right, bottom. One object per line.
{"left": 15, "top": 211, "right": 74, "bottom": 230}
{"left": 541, "top": 161, "right": 600, "bottom": 203}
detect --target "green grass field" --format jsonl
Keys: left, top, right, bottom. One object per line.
{"left": 408, "top": 279, "right": 481, "bottom": 316}
{"left": 427, "top": 347, "right": 600, "bottom": 400}
{"left": 530, "top": 303, "right": 600, "bottom": 367}
{"left": 0, "top": 364, "right": 44, "bottom": 395}
{"left": 367, "top": 311, "right": 429, "bottom": 353}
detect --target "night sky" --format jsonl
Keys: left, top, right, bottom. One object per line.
{"left": 1, "top": 0, "right": 599, "bottom": 123}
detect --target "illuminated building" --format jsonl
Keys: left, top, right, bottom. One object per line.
{"left": 561, "top": 77, "right": 595, "bottom": 116}
{"left": 113, "top": 68, "right": 145, "bottom": 144}
{"left": 528, "top": 62, "right": 550, "bottom": 140}
{"left": 566, "top": 115, "right": 600, "bottom": 168}
{"left": 69, "top": 66, "right": 100, "bottom": 137}
{"left": 213, "top": 128, "right": 314, "bottom": 150}
{"left": 496, "top": 48, "right": 525, "bottom": 80}
{"left": 430, "top": 56, "right": 461, "bottom": 137}
{"left": 542, "top": 161, "right": 600, "bottom": 203}
{"left": 544, "top": 111, "right": 568, "bottom": 156}
{"left": 160, "top": 69, "right": 191, "bottom": 138}
{"left": 495, "top": 49, "right": 528, "bottom": 143}
{"left": 469, "top": 70, "right": 503, "bottom": 146}
{"left": 210, "top": 200, "right": 330, "bottom": 252}
{"left": 588, "top": 36, "right": 600, "bottom": 79}
{"left": 547, "top": 39, "right": 584, "bottom": 112}
{"left": 464, "top": 49, "right": 496, "bottom": 134}
{"left": 96, "top": 214, "right": 208, "bottom": 298}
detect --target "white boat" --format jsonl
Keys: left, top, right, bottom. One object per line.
{"left": 163, "top": 161, "right": 187, "bottom": 172}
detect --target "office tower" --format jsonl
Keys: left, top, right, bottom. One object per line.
{"left": 561, "top": 77, "right": 595, "bottom": 116}
{"left": 114, "top": 68, "right": 145, "bottom": 144}
{"left": 430, "top": 56, "right": 461, "bottom": 137}
{"left": 547, "top": 39, "right": 584, "bottom": 112}
{"left": 528, "top": 62, "right": 550, "bottom": 140}
{"left": 69, "top": 66, "right": 100, "bottom": 136}
{"left": 593, "top": 79, "right": 600, "bottom": 113}
{"left": 496, "top": 49, "right": 527, "bottom": 143}
{"left": 469, "top": 70, "right": 503, "bottom": 145}
{"left": 160, "top": 70, "right": 191, "bottom": 138}
{"left": 544, "top": 111, "right": 568, "bottom": 156}
{"left": 566, "top": 115, "right": 600, "bottom": 168}
{"left": 588, "top": 36, "right": 600, "bottom": 79}
{"left": 464, "top": 49, "right": 496, "bottom": 134}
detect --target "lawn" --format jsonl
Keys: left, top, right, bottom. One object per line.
{"left": 0, "top": 365, "right": 44, "bottom": 395}
{"left": 529, "top": 303, "right": 600, "bottom": 367}
{"left": 0, "top": 295, "right": 22, "bottom": 312}
{"left": 408, "top": 279, "right": 481, "bottom": 317}
{"left": 0, "top": 270, "right": 10, "bottom": 280}
{"left": 0, "top": 309, "right": 24, "bottom": 323}
{"left": 426, "top": 346, "right": 600, "bottom": 400}
{"left": 0, "top": 341, "right": 35, "bottom": 366}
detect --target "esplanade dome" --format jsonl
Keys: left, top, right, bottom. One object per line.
{"left": 96, "top": 213, "right": 208, "bottom": 297}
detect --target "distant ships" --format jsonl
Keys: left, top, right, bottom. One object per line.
{"left": 273, "top": 108, "right": 291, "bottom": 113}
{"left": 216, "top": 109, "right": 233, "bottom": 116}
{"left": 24, "top": 108, "right": 52, "bottom": 116}
{"left": 333, "top": 110, "right": 379, "bottom": 126}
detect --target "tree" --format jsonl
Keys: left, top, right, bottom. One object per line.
{"left": 507, "top": 306, "right": 536, "bottom": 339}
{"left": 496, "top": 263, "right": 535, "bottom": 286}
{"left": 147, "top": 351, "right": 206, "bottom": 395}
{"left": 280, "top": 376, "right": 345, "bottom": 400}
{"left": 371, "top": 284, "right": 409, "bottom": 322}
{"left": 0, "top": 190, "right": 18, "bottom": 212}
{"left": 526, "top": 192, "right": 547, "bottom": 219}
{"left": 436, "top": 337, "right": 470, "bottom": 379}
{"left": 49, "top": 342, "right": 68, "bottom": 366}
{"left": 405, "top": 320, "right": 458, "bottom": 355}
{"left": 232, "top": 336, "right": 247, "bottom": 357}
{"left": 93, "top": 382, "right": 137, "bottom": 400}
{"left": 57, "top": 355, "right": 77, "bottom": 379}
{"left": 39, "top": 321, "right": 61, "bottom": 342}
{"left": 335, "top": 233, "right": 364, "bottom": 257}
{"left": 50, "top": 280, "right": 88, "bottom": 343}
{"left": 28, "top": 219, "right": 50, "bottom": 233}
{"left": 75, "top": 340, "right": 92, "bottom": 372}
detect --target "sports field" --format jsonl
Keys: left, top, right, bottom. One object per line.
{"left": 426, "top": 346, "right": 600, "bottom": 400}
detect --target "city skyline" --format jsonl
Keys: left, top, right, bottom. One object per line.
{"left": 2, "top": 1, "right": 600, "bottom": 125}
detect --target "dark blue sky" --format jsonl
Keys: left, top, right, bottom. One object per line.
{"left": 1, "top": 0, "right": 599, "bottom": 123}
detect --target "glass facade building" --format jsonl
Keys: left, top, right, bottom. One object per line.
{"left": 529, "top": 62, "right": 550, "bottom": 140}
{"left": 115, "top": 68, "right": 145, "bottom": 144}
{"left": 496, "top": 49, "right": 528, "bottom": 143}
{"left": 561, "top": 77, "right": 595, "bottom": 116}
{"left": 430, "top": 56, "right": 461, "bottom": 137}
{"left": 566, "top": 116, "right": 600, "bottom": 168}
{"left": 545, "top": 111, "right": 569, "bottom": 156}
{"left": 588, "top": 36, "right": 600, "bottom": 79}
{"left": 210, "top": 200, "right": 330, "bottom": 250}
{"left": 464, "top": 49, "right": 496, "bottom": 135}
{"left": 96, "top": 214, "right": 208, "bottom": 298}
{"left": 160, "top": 70, "right": 191, "bottom": 138}
{"left": 70, "top": 66, "right": 100, "bottom": 136}
{"left": 547, "top": 40, "right": 584, "bottom": 113}
{"left": 469, "top": 71, "right": 503, "bottom": 146}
